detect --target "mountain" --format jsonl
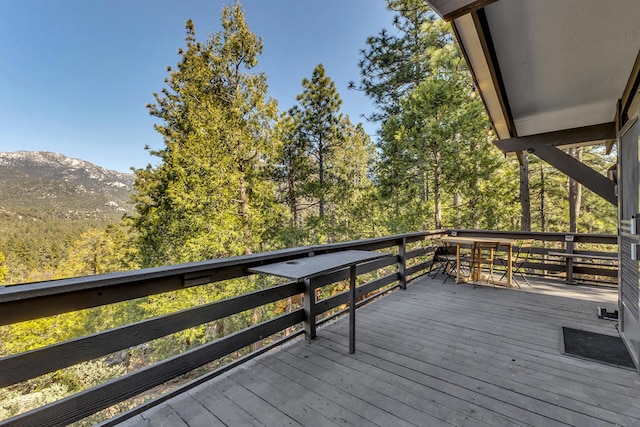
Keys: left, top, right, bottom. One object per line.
{"left": 0, "top": 151, "right": 134, "bottom": 222}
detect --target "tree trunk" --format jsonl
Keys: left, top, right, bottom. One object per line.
{"left": 434, "top": 151, "right": 442, "bottom": 229}
{"left": 568, "top": 147, "right": 583, "bottom": 233}
{"left": 288, "top": 175, "right": 298, "bottom": 228}
{"left": 540, "top": 163, "right": 546, "bottom": 232}
{"left": 318, "top": 136, "right": 324, "bottom": 218}
{"left": 519, "top": 152, "right": 531, "bottom": 231}
{"left": 454, "top": 193, "right": 462, "bottom": 228}
{"left": 420, "top": 162, "right": 428, "bottom": 201}
{"left": 239, "top": 164, "right": 251, "bottom": 255}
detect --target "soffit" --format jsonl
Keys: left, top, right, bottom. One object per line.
{"left": 442, "top": 0, "right": 640, "bottom": 139}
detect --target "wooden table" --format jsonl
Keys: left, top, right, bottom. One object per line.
{"left": 441, "top": 236, "right": 518, "bottom": 286}
{"left": 548, "top": 251, "right": 618, "bottom": 284}
{"left": 247, "top": 250, "right": 389, "bottom": 354}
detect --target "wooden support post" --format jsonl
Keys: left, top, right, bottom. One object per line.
{"left": 566, "top": 257, "right": 575, "bottom": 284}
{"left": 349, "top": 265, "right": 357, "bottom": 354}
{"left": 565, "top": 237, "right": 575, "bottom": 284}
{"left": 303, "top": 278, "right": 316, "bottom": 340}
{"left": 399, "top": 237, "right": 407, "bottom": 290}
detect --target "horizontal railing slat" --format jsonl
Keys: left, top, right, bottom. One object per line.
{"left": 310, "top": 255, "right": 397, "bottom": 288}
{"left": 315, "top": 273, "right": 399, "bottom": 315}
{"left": 406, "top": 261, "right": 432, "bottom": 277}
{"left": 449, "top": 229, "right": 617, "bottom": 244}
{"left": 0, "top": 281, "right": 303, "bottom": 388}
{"left": 3, "top": 310, "right": 305, "bottom": 427}
{"left": 406, "top": 246, "right": 431, "bottom": 259}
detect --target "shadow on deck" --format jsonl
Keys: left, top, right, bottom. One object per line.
{"left": 115, "top": 277, "right": 639, "bottom": 427}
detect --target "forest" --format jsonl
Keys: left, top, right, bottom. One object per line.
{"left": 0, "top": 0, "right": 617, "bottom": 423}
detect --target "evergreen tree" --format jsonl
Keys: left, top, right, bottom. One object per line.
{"left": 358, "top": 0, "right": 512, "bottom": 231}
{"left": 272, "top": 111, "right": 313, "bottom": 230}
{"left": 351, "top": 0, "right": 437, "bottom": 121}
{"left": 295, "top": 63, "right": 344, "bottom": 219}
{"left": 280, "top": 64, "right": 376, "bottom": 242}
{"left": 129, "top": 1, "right": 279, "bottom": 266}
{"left": 57, "top": 228, "right": 117, "bottom": 277}
{"left": 324, "top": 118, "right": 378, "bottom": 239}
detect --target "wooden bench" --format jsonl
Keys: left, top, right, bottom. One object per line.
{"left": 548, "top": 252, "right": 618, "bottom": 284}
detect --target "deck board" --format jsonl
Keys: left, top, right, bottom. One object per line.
{"left": 114, "top": 278, "right": 640, "bottom": 427}
{"left": 186, "top": 384, "right": 263, "bottom": 426}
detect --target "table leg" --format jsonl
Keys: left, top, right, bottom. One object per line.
{"left": 349, "top": 264, "right": 356, "bottom": 354}
{"left": 456, "top": 243, "right": 462, "bottom": 283}
{"left": 303, "top": 278, "right": 316, "bottom": 340}
{"left": 507, "top": 244, "right": 513, "bottom": 287}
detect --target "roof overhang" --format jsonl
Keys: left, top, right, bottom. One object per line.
{"left": 427, "top": 0, "right": 640, "bottom": 205}
{"left": 428, "top": 0, "right": 640, "bottom": 141}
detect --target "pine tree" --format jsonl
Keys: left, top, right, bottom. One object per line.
{"left": 358, "top": 1, "right": 510, "bottom": 231}
{"left": 280, "top": 64, "right": 377, "bottom": 242}
{"left": 351, "top": 0, "right": 440, "bottom": 121}
{"left": 129, "top": 1, "right": 279, "bottom": 266}
{"left": 56, "top": 228, "right": 118, "bottom": 277}
{"left": 272, "top": 111, "right": 313, "bottom": 230}
{"left": 295, "top": 64, "right": 344, "bottom": 219}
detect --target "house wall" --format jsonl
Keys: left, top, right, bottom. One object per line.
{"left": 619, "top": 109, "right": 640, "bottom": 371}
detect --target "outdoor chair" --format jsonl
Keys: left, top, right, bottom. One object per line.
{"left": 427, "top": 241, "right": 458, "bottom": 283}
{"left": 465, "top": 241, "right": 500, "bottom": 286}
{"left": 496, "top": 239, "right": 534, "bottom": 287}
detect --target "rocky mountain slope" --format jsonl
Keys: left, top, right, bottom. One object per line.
{"left": 0, "top": 151, "right": 134, "bottom": 221}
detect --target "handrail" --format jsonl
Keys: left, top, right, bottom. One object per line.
{"left": 0, "top": 231, "right": 435, "bottom": 326}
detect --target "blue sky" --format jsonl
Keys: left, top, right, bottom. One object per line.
{"left": 0, "top": 1, "right": 396, "bottom": 172}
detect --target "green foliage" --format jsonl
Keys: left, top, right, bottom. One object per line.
{"left": 129, "top": 2, "right": 281, "bottom": 266}
{"left": 0, "top": 251, "right": 7, "bottom": 283}
{"left": 275, "top": 65, "right": 377, "bottom": 243}
{"left": 0, "top": 360, "right": 125, "bottom": 421}
{"left": 56, "top": 227, "right": 124, "bottom": 278}
{"left": 0, "top": 217, "right": 103, "bottom": 284}
{"left": 352, "top": 0, "right": 440, "bottom": 121}
{"left": 293, "top": 63, "right": 345, "bottom": 218}
{"left": 359, "top": 1, "right": 513, "bottom": 231}
{"left": 526, "top": 146, "right": 617, "bottom": 233}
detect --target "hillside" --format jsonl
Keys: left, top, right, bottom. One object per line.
{"left": 0, "top": 151, "right": 135, "bottom": 283}
{"left": 0, "top": 151, "right": 134, "bottom": 221}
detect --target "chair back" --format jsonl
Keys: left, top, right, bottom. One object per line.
{"left": 433, "top": 240, "right": 456, "bottom": 256}
{"left": 471, "top": 241, "right": 500, "bottom": 263}
{"left": 514, "top": 239, "right": 534, "bottom": 261}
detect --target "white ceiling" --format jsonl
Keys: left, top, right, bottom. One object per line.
{"left": 458, "top": 0, "right": 640, "bottom": 137}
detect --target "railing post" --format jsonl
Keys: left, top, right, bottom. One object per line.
{"left": 565, "top": 235, "right": 575, "bottom": 284}
{"left": 399, "top": 237, "right": 407, "bottom": 290}
{"left": 303, "top": 278, "right": 316, "bottom": 340}
{"left": 349, "top": 265, "right": 357, "bottom": 354}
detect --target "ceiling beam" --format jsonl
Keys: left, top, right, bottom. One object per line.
{"left": 528, "top": 145, "right": 617, "bottom": 206}
{"left": 493, "top": 122, "right": 617, "bottom": 154}
{"left": 428, "top": 0, "right": 498, "bottom": 21}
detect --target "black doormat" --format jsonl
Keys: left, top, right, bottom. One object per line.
{"left": 562, "top": 327, "right": 636, "bottom": 369}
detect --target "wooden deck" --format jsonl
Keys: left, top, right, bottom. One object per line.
{"left": 115, "top": 277, "right": 640, "bottom": 427}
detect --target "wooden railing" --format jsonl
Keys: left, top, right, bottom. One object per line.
{"left": 0, "top": 229, "right": 619, "bottom": 426}
{"left": 448, "top": 230, "right": 618, "bottom": 286}
{"left": 0, "top": 231, "right": 442, "bottom": 427}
